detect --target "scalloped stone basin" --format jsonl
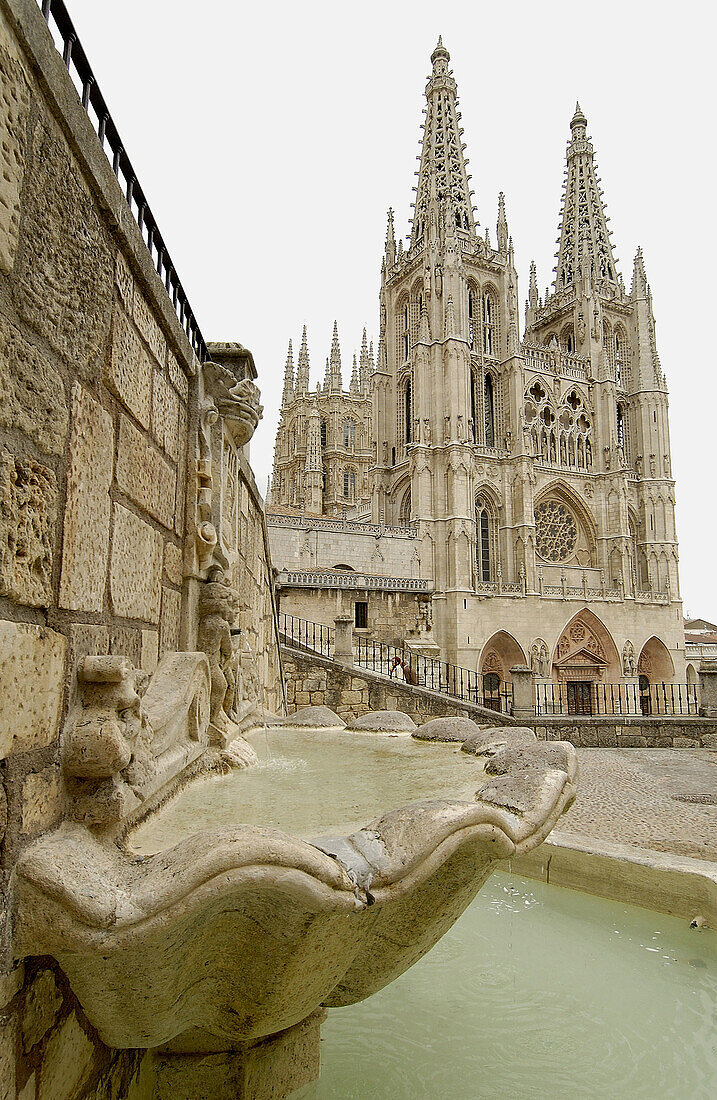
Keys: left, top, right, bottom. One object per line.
{"left": 13, "top": 722, "right": 577, "bottom": 1085}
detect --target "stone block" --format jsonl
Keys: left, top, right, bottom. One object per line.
{"left": 109, "top": 625, "right": 142, "bottom": 668}
{"left": 702, "top": 734, "right": 717, "bottom": 749}
{"left": 0, "top": 45, "right": 30, "bottom": 274}
{"left": 152, "top": 371, "right": 181, "bottom": 460}
{"left": 619, "top": 734, "right": 647, "bottom": 748}
{"left": 141, "top": 630, "right": 159, "bottom": 673}
{"left": 116, "top": 415, "right": 176, "bottom": 529}
{"left": 0, "top": 622, "right": 66, "bottom": 758}
{"left": 294, "top": 692, "right": 310, "bottom": 706}
{"left": 0, "top": 315, "right": 68, "bottom": 454}
{"left": 160, "top": 587, "right": 181, "bottom": 656}
{"left": 341, "top": 690, "right": 362, "bottom": 704}
{"left": 596, "top": 729, "right": 618, "bottom": 748}
{"left": 133, "top": 289, "right": 166, "bottom": 366}
{"left": 59, "top": 384, "right": 113, "bottom": 612}
{"left": 351, "top": 678, "right": 367, "bottom": 690}
{"left": 0, "top": 449, "right": 57, "bottom": 607}
{"left": 673, "top": 737, "right": 698, "bottom": 748}
{"left": 174, "top": 407, "right": 187, "bottom": 537}
{"left": 106, "top": 304, "right": 152, "bottom": 429}
{"left": 15, "top": 121, "right": 113, "bottom": 370}
{"left": 22, "top": 969, "right": 63, "bottom": 1052}
{"left": 39, "top": 1013, "right": 96, "bottom": 1100}
{"left": 110, "top": 504, "right": 163, "bottom": 623}
{"left": 115, "top": 250, "right": 134, "bottom": 311}
{"left": 22, "top": 767, "right": 63, "bottom": 835}
{"left": 163, "top": 542, "right": 183, "bottom": 587}
{"left": 67, "top": 624, "right": 110, "bottom": 704}
{"left": 167, "top": 350, "right": 189, "bottom": 403}
{"left": 311, "top": 692, "right": 324, "bottom": 704}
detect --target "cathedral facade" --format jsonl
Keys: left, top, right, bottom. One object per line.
{"left": 268, "top": 39, "right": 684, "bottom": 708}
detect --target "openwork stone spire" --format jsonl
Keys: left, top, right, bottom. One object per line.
{"left": 553, "top": 103, "right": 618, "bottom": 291}
{"left": 281, "top": 339, "right": 294, "bottom": 408}
{"left": 630, "top": 246, "right": 648, "bottom": 298}
{"left": 325, "top": 320, "right": 343, "bottom": 392}
{"left": 305, "top": 403, "right": 322, "bottom": 472}
{"left": 359, "top": 327, "right": 372, "bottom": 392}
{"left": 296, "top": 325, "right": 310, "bottom": 393}
{"left": 410, "top": 37, "right": 475, "bottom": 246}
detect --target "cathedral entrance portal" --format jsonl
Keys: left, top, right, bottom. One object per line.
{"left": 567, "top": 681, "right": 593, "bottom": 716}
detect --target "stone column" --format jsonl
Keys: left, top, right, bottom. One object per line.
{"left": 334, "top": 616, "right": 354, "bottom": 665}
{"left": 698, "top": 660, "right": 717, "bottom": 717}
{"left": 510, "top": 665, "right": 534, "bottom": 721}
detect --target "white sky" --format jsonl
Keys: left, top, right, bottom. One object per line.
{"left": 64, "top": 0, "right": 717, "bottom": 619}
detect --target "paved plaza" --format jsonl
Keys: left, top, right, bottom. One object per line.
{"left": 553, "top": 749, "right": 717, "bottom": 862}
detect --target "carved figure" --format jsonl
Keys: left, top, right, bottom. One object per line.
{"left": 203, "top": 360, "right": 263, "bottom": 446}
{"left": 530, "top": 640, "right": 550, "bottom": 678}
{"left": 622, "top": 640, "right": 637, "bottom": 676}
{"left": 198, "top": 566, "right": 242, "bottom": 738}
{"left": 63, "top": 655, "right": 155, "bottom": 824}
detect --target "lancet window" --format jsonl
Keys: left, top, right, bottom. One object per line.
{"left": 343, "top": 418, "right": 356, "bottom": 449}
{"left": 320, "top": 420, "right": 327, "bottom": 448}
{"left": 474, "top": 494, "right": 495, "bottom": 582}
{"left": 468, "top": 286, "right": 478, "bottom": 351}
{"left": 404, "top": 378, "right": 412, "bottom": 446}
{"left": 484, "top": 374, "right": 495, "bottom": 447}
{"left": 483, "top": 292, "right": 497, "bottom": 357}
{"left": 343, "top": 468, "right": 356, "bottom": 500}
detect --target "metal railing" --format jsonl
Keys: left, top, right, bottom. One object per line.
{"left": 38, "top": 0, "right": 208, "bottom": 362}
{"left": 277, "top": 570, "right": 431, "bottom": 593}
{"left": 535, "top": 681, "right": 699, "bottom": 717}
{"left": 354, "top": 636, "right": 513, "bottom": 713}
{"left": 279, "top": 614, "right": 333, "bottom": 658}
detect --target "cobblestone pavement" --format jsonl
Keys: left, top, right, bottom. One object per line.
{"left": 552, "top": 749, "right": 717, "bottom": 862}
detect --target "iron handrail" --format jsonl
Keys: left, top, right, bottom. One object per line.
{"left": 38, "top": 0, "right": 208, "bottom": 362}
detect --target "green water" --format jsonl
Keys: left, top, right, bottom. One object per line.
{"left": 129, "top": 728, "right": 717, "bottom": 1096}
{"left": 131, "top": 728, "right": 487, "bottom": 854}
{"left": 298, "top": 872, "right": 717, "bottom": 1099}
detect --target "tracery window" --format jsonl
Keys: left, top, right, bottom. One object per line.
{"left": 399, "top": 486, "right": 411, "bottom": 525}
{"left": 343, "top": 468, "right": 356, "bottom": 499}
{"left": 470, "top": 368, "right": 478, "bottom": 441}
{"left": 475, "top": 498, "right": 493, "bottom": 582}
{"left": 404, "top": 378, "right": 412, "bottom": 445}
{"left": 535, "top": 501, "right": 578, "bottom": 563}
{"left": 401, "top": 300, "right": 410, "bottom": 361}
{"left": 468, "top": 286, "right": 477, "bottom": 350}
{"left": 343, "top": 418, "right": 356, "bottom": 449}
{"left": 320, "top": 419, "right": 327, "bottom": 448}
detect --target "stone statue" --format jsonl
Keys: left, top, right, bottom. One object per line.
{"left": 63, "top": 655, "right": 155, "bottom": 824}
{"left": 203, "top": 360, "right": 263, "bottom": 446}
{"left": 622, "top": 640, "right": 637, "bottom": 676}
{"left": 198, "top": 566, "right": 242, "bottom": 740}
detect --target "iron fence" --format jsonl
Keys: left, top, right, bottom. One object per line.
{"left": 354, "top": 636, "right": 513, "bottom": 713}
{"left": 535, "top": 681, "right": 699, "bottom": 717}
{"left": 37, "top": 0, "right": 208, "bottom": 362}
{"left": 279, "top": 614, "right": 333, "bottom": 659}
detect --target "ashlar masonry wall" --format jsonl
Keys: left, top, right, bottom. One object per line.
{"left": 0, "top": 1, "right": 282, "bottom": 1095}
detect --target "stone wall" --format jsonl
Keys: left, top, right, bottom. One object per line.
{"left": 268, "top": 514, "right": 419, "bottom": 576}
{"left": 282, "top": 646, "right": 515, "bottom": 726}
{"left": 535, "top": 716, "right": 717, "bottom": 749}
{"left": 0, "top": 0, "right": 282, "bottom": 1093}
{"left": 278, "top": 586, "right": 433, "bottom": 647}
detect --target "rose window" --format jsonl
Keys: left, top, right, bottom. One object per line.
{"left": 535, "top": 501, "right": 578, "bottom": 562}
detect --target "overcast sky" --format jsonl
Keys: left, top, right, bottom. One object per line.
{"left": 64, "top": 0, "right": 716, "bottom": 619}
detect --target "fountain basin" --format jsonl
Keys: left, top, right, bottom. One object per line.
{"left": 12, "top": 722, "right": 577, "bottom": 1075}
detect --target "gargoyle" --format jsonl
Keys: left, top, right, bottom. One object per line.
{"left": 203, "top": 360, "right": 263, "bottom": 446}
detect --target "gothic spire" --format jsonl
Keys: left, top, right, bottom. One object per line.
{"left": 350, "top": 353, "right": 359, "bottom": 394}
{"left": 528, "top": 260, "right": 539, "bottom": 308}
{"left": 281, "top": 339, "right": 294, "bottom": 408}
{"left": 410, "top": 38, "right": 476, "bottom": 247}
{"left": 359, "top": 327, "right": 372, "bottom": 392}
{"left": 630, "top": 246, "right": 648, "bottom": 299}
{"left": 497, "top": 191, "right": 508, "bottom": 254}
{"left": 553, "top": 103, "right": 618, "bottom": 292}
{"left": 327, "top": 320, "right": 343, "bottom": 392}
{"left": 296, "top": 325, "right": 310, "bottom": 393}
{"left": 305, "top": 403, "right": 322, "bottom": 472}
{"left": 385, "top": 207, "right": 396, "bottom": 266}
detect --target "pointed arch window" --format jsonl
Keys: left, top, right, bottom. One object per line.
{"left": 399, "top": 486, "right": 411, "bottom": 525}
{"left": 483, "top": 293, "right": 496, "bottom": 356}
{"left": 614, "top": 332, "right": 624, "bottom": 386}
{"left": 320, "top": 420, "right": 327, "bottom": 448}
{"left": 402, "top": 301, "right": 410, "bottom": 361}
{"left": 404, "top": 378, "right": 412, "bottom": 446}
{"left": 475, "top": 496, "right": 494, "bottom": 583}
{"left": 343, "top": 468, "right": 356, "bottom": 500}
{"left": 470, "top": 368, "right": 478, "bottom": 441}
{"left": 343, "top": 418, "right": 356, "bottom": 449}
{"left": 484, "top": 373, "right": 495, "bottom": 447}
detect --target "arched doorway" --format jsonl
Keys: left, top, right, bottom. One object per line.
{"left": 638, "top": 636, "right": 675, "bottom": 714}
{"left": 479, "top": 632, "right": 526, "bottom": 712}
{"left": 552, "top": 610, "right": 621, "bottom": 715}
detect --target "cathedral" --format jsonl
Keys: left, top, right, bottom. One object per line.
{"left": 267, "top": 38, "right": 685, "bottom": 709}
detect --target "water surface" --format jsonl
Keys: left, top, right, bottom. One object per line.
{"left": 130, "top": 727, "right": 487, "bottom": 855}
{"left": 298, "top": 872, "right": 717, "bottom": 1099}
